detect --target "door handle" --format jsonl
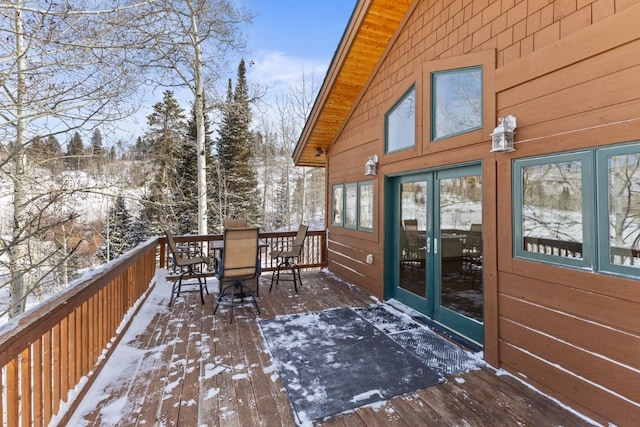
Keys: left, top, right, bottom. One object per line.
{"left": 434, "top": 238, "right": 438, "bottom": 255}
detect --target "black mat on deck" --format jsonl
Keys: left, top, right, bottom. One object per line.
{"left": 259, "top": 306, "right": 441, "bottom": 423}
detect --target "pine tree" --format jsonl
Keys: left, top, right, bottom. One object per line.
{"left": 99, "top": 196, "right": 134, "bottom": 262}
{"left": 214, "top": 59, "right": 260, "bottom": 226}
{"left": 90, "top": 129, "right": 105, "bottom": 173}
{"left": 137, "top": 91, "right": 187, "bottom": 236}
{"left": 66, "top": 131, "right": 86, "bottom": 170}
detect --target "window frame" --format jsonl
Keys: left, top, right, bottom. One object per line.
{"left": 431, "top": 66, "right": 483, "bottom": 141}
{"left": 332, "top": 184, "right": 344, "bottom": 227}
{"left": 513, "top": 151, "right": 594, "bottom": 269}
{"left": 596, "top": 142, "right": 640, "bottom": 277}
{"left": 513, "top": 142, "right": 640, "bottom": 279}
{"left": 385, "top": 85, "right": 416, "bottom": 154}
{"left": 358, "top": 181, "right": 375, "bottom": 232}
{"left": 344, "top": 183, "right": 358, "bottom": 229}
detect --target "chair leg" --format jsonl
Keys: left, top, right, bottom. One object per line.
{"left": 270, "top": 261, "right": 285, "bottom": 292}
{"left": 228, "top": 284, "right": 236, "bottom": 324}
{"left": 291, "top": 262, "right": 301, "bottom": 292}
{"left": 214, "top": 281, "right": 260, "bottom": 324}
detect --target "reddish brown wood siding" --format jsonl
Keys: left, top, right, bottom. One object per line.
{"left": 324, "top": 1, "right": 640, "bottom": 425}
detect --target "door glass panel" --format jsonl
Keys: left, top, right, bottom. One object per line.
{"left": 399, "top": 181, "right": 427, "bottom": 298}
{"left": 439, "top": 174, "right": 483, "bottom": 322}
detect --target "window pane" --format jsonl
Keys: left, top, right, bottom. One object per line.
{"left": 345, "top": 184, "right": 357, "bottom": 228}
{"left": 432, "top": 67, "right": 482, "bottom": 140}
{"left": 332, "top": 185, "right": 343, "bottom": 225}
{"left": 607, "top": 152, "right": 640, "bottom": 268}
{"left": 386, "top": 87, "right": 415, "bottom": 153}
{"left": 359, "top": 182, "right": 374, "bottom": 230}
{"left": 521, "top": 160, "right": 584, "bottom": 259}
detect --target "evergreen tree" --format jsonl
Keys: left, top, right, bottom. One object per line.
{"left": 99, "top": 195, "right": 134, "bottom": 262}
{"left": 214, "top": 59, "right": 260, "bottom": 225}
{"left": 46, "top": 135, "right": 62, "bottom": 159}
{"left": 66, "top": 131, "right": 86, "bottom": 170}
{"left": 90, "top": 129, "right": 105, "bottom": 173}
{"left": 137, "top": 91, "right": 187, "bottom": 236}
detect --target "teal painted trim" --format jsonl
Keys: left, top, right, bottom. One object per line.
{"left": 385, "top": 85, "right": 416, "bottom": 154}
{"left": 596, "top": 142, "right": 640, "bottom": 278}
{"left": 512, "top": 151, "right": 592, "bottom": 269}
{"left": 430, "top": 66, "right": 483, "bottom": 142}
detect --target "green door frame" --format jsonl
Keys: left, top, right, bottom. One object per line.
{"left": 384, "top": 164, "right": 484, "bottom": 345}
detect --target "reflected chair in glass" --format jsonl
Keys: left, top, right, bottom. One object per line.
{"left": 213, "top": 227, "right": 261, "bottom": 323}
{"left": 461, "top": 229, "right": 483, "bottom": 285}
{"left": 165, "top": 230, "right": 210, "bottom": 306}
{"left": 269, "top": 224, "right": 308, "bottom": 292}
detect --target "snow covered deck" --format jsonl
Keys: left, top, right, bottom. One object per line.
{"left": 62, "top": 270, "right": 592, "bottom": 426}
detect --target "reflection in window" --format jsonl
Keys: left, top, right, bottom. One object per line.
{"left": 345, "top": 184, "right": 357, "bottom": 228}
{"left": 607, "top": 152, "right": 640, "bottom": 268}
{"left": 432, "top": 67, "right": 482, "bottom": 140}
{"left": 359, "top": 182, "right": 374, "bottom": 229}
{"left": 332, "top": 185, "right": 343, "bottom": 225}
{"left": 386, "top": 86, "right": 415, "bottom": 153}
{"left": 521, "top": 160, "right": 584, "bottom": 259}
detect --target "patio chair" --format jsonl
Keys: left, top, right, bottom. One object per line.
{"left": 213, "top": 227, "right": 261, "bottom": 323}
{"left": 165, "top": 230, "right": 210, "bottom": 306}
{"left": 269, "top": 224, "right": 308, "bottom": 293}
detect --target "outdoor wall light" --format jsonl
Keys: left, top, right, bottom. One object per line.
{"left": 314, "top": 147, "right": 323, "bottom": 157}
{"left": 364, "top": 155, "right": 378, "bottom": 176}
{"left": 490, "top": 115, "right": 517, "bottom": 152}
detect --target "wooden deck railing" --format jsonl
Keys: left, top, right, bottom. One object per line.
{"left": 158, "top": 229, "right": 327, "bottom": 277}
{"left": 0, "top": 230, "right": 327, "bottom": 426}
{"left": 0, "top": 239, "right": 157, "bottom": 427}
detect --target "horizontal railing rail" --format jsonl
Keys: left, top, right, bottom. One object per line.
{"left": 0, "top": 238, "right": 158, "bottom": 427}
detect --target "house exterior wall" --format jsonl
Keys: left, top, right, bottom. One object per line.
{"left": 325, "top": 1, "right": 640, "bottom": 425}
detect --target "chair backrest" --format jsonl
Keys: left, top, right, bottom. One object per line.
{"left": 165, "top": 230, "right": 184, "bottom": 263}
{"left": 221, "top": 227, "right": 259, "bottom": 279}
{"left": 224, "top": 218, "right": 248, "bottom": 229}
{"left": 290, "top": 224, "right": 308, "bottom": 256}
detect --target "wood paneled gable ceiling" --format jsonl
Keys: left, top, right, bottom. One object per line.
{"left": 293, "top": 0, "right": 413, "bottom": 167}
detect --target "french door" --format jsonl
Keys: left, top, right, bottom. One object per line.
{"left": 387, "top": 164, "right": 484, "bottom": 344}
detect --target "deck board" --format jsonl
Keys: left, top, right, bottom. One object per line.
{"left": 65, "top": 270, "right": 593, "bottom": 426}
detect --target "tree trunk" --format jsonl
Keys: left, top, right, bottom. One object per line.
{"left": 9, "top": 3, "right": 28, "bottom": 318}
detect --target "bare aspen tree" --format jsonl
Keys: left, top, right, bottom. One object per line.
{"left": 271, "top": 69, "right": 325, "bottom": 229}
{"left": 130, "top": 0, "right": 251, "bottom": 236}
{"left": 0, "top": 1, "right": 152, "bottom": 318}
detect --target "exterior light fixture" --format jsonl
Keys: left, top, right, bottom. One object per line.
{"left": 314, "top": 147, "right": 323, "bottom": 157}
{"left": 490, "top": 115, "right": 517, "bottom": 152}
{"left": 364, "top": 155, "right": 378, "bottom": 176}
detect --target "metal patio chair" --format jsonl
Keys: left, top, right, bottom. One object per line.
{"left": 213, "top": 227, "right": 261, "bottom": 323}
{"left": 165, "top": 230, "right": 210, "bottom": 306}
{"left": 269, "top": 224, "right": 308, "bottom": 293}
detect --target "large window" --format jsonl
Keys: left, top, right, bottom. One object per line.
{"left": 385, "top": 86, "right": 415, "bottom": 153}
{"left": 332, "top": 181, "right": 374, "bottom": 232}
{"left": 432, "top": 67, "right": 482, "bottom": 141}
{"left": 513, "top": 142, "right": 640, "bottom": 277}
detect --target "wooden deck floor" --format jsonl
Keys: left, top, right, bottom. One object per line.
{"left": 65, "top": 270, "right": 594, "bottom": 426}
